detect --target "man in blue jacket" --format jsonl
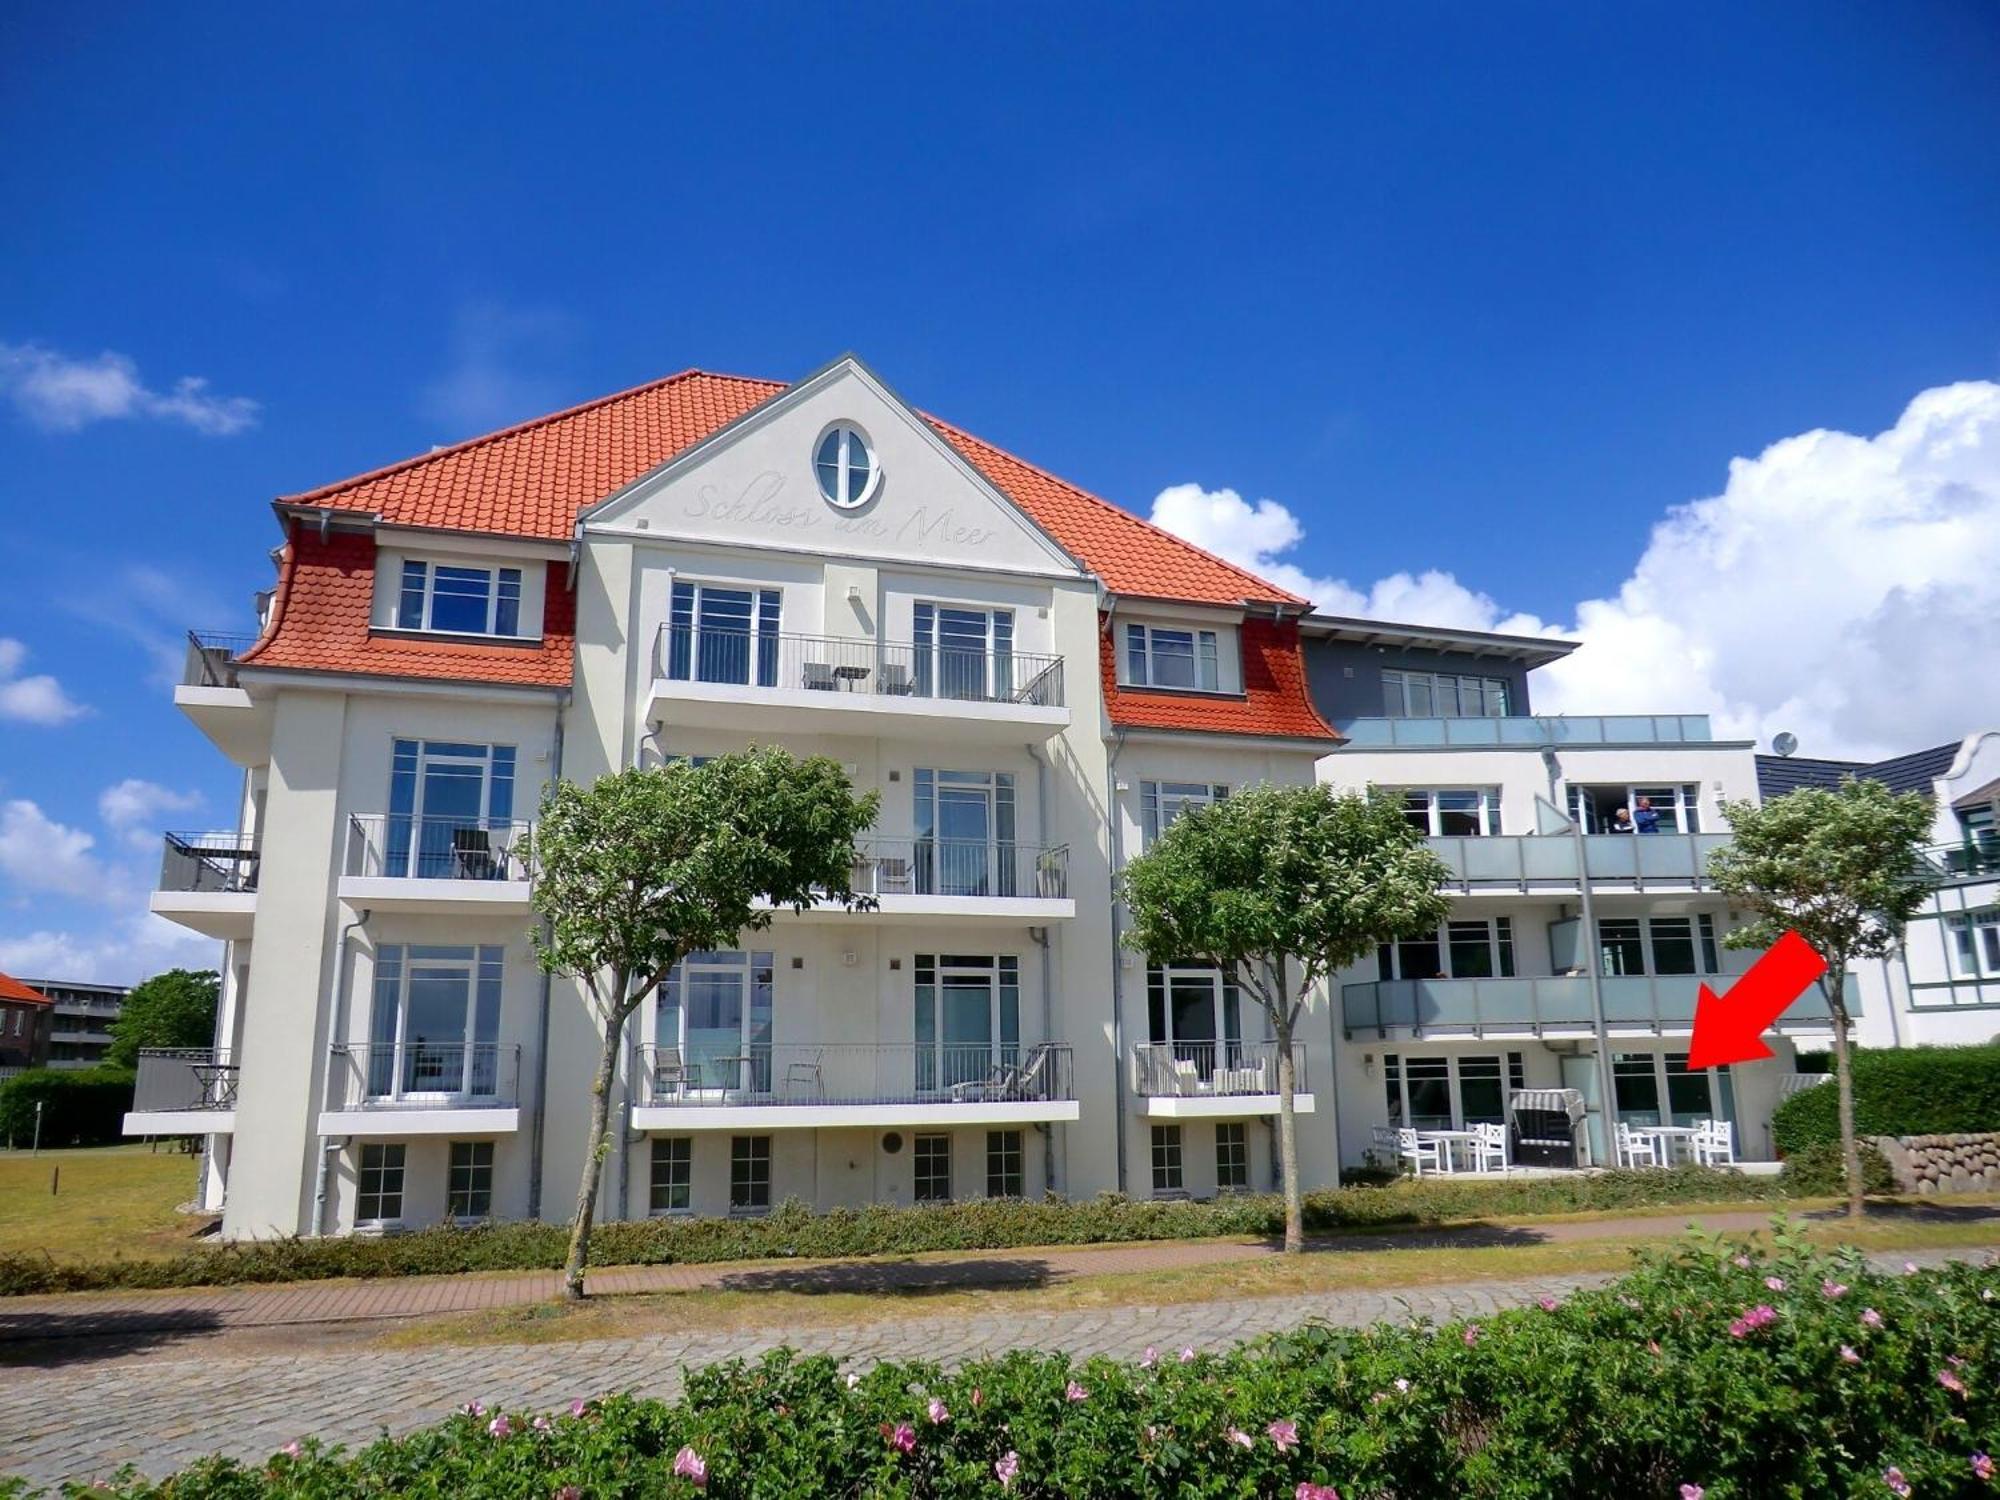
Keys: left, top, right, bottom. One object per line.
{"left": 1633, "top": 796, "right": 1661, "bottom": 834}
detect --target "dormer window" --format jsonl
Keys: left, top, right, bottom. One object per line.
{"left": 397, "top": 561, "right": 524, "bottom": 637}
{"left": 1124, "top": 623, "right": 1219, "bottom": 691}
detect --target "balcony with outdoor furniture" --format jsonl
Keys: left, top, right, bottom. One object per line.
{"left": 649, "top": 625, "right": 1069, "bottom": 742}
{"left": 1129, "top": 1041, "right": 1314, "bottom": 1119}
{"left": 150, "top": 831, "right": 260, "bottom": 939}
{"left": 175, "top": 629, "right": 273, "bottom": 766}
{"left": 122, "top": 1048, "right": 239, "bottom": 1135}
{"left": 316, "top": 1043, "right": 523, "bottom": 1136}
{"left": 1341, "top": 973, "right": 1848, "bottom": 1041}
{"left": 338, "top": 813, "right": 534, "bottom": 913}
{"left": 629, "top": 1041, "right": 1078, "bottom": 1130}
{"left": 780, "top": 836, "right": 1073, "bottom": 925}
{"left": 1427, "top": 832, "right": 1735, "bottom": 895}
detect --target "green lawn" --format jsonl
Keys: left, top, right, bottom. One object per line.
{"left": 0, "top": 1143, "right": 216, "bottom": 1260}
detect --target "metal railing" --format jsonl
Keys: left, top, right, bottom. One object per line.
{"left": 631, "top": 1041, "right": 1073, "bottom": 1108}
{"left": 1921, "top": 840, "right": 2000, "bottom": 882}
{"left": 849, "top": 836, "right": 1069, "bottom": 900}
{"left": 344, "top": 814, "right": 533, "bottom": 881}
{"left": 1130, "top": 1040, "right": 1302, "bottom": 1097}
{"left": 160, "top": 831, "right": 260, "bottom": 893}
{"left": 182, "top": 630, "right": 259, "bottom": 688}
{"left": 1342, "top": 973, "right": 1852, "bottom": 1037}
{"left": 1335, "top": 713, "right": 1714, "bottom": 748}
{"left": 653, "top": 625, "right": 1066, "bottom": 709}
{"left": 325, "top": 1043, "right": 521, "bottom": 1109}
{"left": 1428, "top": 832, "right": 1732, "bottom": 891}
{"left": 132, "top": 1048, "right": 239, "bottom": 1113}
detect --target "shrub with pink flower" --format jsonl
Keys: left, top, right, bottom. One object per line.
{"left": 1765, "top": 1276, "right": 1787, "bottom": 1292}
{"left": 1065, "top": 1379, "right": 1089, "bottom": 1402}
{"left": 1976, "top": 1451, "right": 1995, "bottom": 1481}
{"left": 1842, "top": 1345, "right": 1862, "bottom": 1364}
{"left": 886, "top": 1422, "right": 917, "bottom": 1454}
{"left": 1885, "top": 1465, "right": 1912, "bottom": 1497}
{"left": 1680, "top": 1486, "right": 1705, "bottom": 1500}
{"left": 1141, "top": 1346, "right": 1159, "bottom": 1369}
{"left": 1267, "top": 1419, "right": 1299, "bottom": 1451}
{"left": 1940, "top": 1367, "right": 1968, "bottom": 1395}
{"left": 1226, "top": 1427, "right": 1255, "bottom": 1450}
{"left": 1728, "top": 1304, "right": 1778, "bottom": 1338}
{"left": 1296, "top": 1485, "right": 1341, "bottom": 1500}
{"left": 1179, "top": 1346, "right": 1197, "bottom": 1363}
{"left": 1862, "top": 1307, "right": 1885, "bottom": 1329}
{"left": 673, "top": 1445, "right": 708, "bottom": 1488}
{"left": 1462, "top": 1324, "right": 1481, "bottom": 1346}
{"left": 486, "top": 1414, "right": 513, "bottom": 1440}
{"left": 568, "top": 1398, "right": 590, "bottom": 1419}
{"left": 995, "top": 1450, "right": 1019, "bottom": 1489}
{"left": 1823, "top": 1280, "right": 1849, "bottom": 1300}
{"left": 1537, "top": 1295, "right": 1560, "bottom": 1312}
{"left": 927, "top": 1396, "right": 950, "bottom": 1424}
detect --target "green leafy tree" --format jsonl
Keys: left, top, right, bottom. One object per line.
{"left": 104, "top": 968, "right": 220, "bottom": 1070}
{"left": 1119, "top": 783, "right": 1451, "bottom": 1251}
{"left": 529, "top": 750, "right": 879, "bottom": 1298}
{"left": 1708, "top": 778, "right": 1936, "bottom": 1218}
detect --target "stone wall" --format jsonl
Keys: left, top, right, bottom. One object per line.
{"left": 1871, "top": 1133, "right": 2000, "bottom": 1194}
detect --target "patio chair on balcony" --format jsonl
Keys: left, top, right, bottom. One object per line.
{"left": 783, "top": 1049, "right": 825, "bottom": 1100}
{"left": 873, "top": 856, "right": 912, "bottom": 894}
{"left": 450, "top": 826, "right": 498, "bottom": 881}
{"left": 651, "top": 1046, "right": 690, "bottom": 1102}
{"left": 949, "top": 1059, "right": 1022, "bottom": 1103}
{"left": 1012, "top": 661, "right": 1061, "bottom": 706}
{"left": 803, "top": 662, "right": 838, "bottom": 692}
{"left": 878, "top": 662, "right": 914, "bottom": 696}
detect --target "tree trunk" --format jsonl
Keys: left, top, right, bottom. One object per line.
{"left": 1830, "top": 979, "right": 1864, "bottom": 1220}
{"left": 1274, "top": 1013, "right": 1303, "bottom": 1254}
{"left": 563, "top": 1002, "right": 628, "bottom": 1300}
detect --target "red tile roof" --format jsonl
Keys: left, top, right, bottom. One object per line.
{"left": 0, "top": 973, "right": 52, "bottom": 1007}
{"left": 1100, "top": 616, "right": 1339, "bottom": 742}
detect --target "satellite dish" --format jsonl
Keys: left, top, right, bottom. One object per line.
{"left": 1772, "top": 731, "right": 1798, "bottom": 758}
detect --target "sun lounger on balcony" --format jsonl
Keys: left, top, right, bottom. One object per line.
{"left": 803, "top": 662, "right": 838, "bottom": 691}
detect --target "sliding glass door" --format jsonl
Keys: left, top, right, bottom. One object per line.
{"left": 666, "top": 581, "right": 781, "bottom": 688}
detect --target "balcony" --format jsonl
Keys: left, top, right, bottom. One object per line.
{"left": 649, "top": 626, "right": 1070, "bottom": 742}
{"left": 629, "top": 1041, "right": 1078, "bottom": 1130}
{"left": 317, "top": 1043, "right": 523, "bottom": 1135}
{"left": 1342, "top": 974, "right": 1847, "bottom": 1040}
{"left": 775, "top": 836, "right": 1073, "bottom": 925}
{"left": 1429, "top": 832, "right": 1733, "bottom": 893}
{"left": 1130, "top": 1041, "right": 1315, "bottom": 1119}
{"left": 149, "top": 831, "right": 259, "bottom": 939}
{"left": 175, "top": 630, "right": 272, "bottom": 766}
{"left": 338, "top": 814, "right": 534, "bottom": 913}
{"left": 123, "top": 1048, "right": 238, "bottom": 1135}
{"left": 1920, "top": 840, "right": 2000, "bottom": 886}
{"left": 1334, "top": 713, "right": 1714, "bottom": 749}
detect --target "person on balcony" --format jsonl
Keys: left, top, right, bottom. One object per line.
{"left": 1610, "top": 805, "right": 1636, "bottom": 833}
{"left": 1633, "top": 796, "right": 1661, "bottom": 834}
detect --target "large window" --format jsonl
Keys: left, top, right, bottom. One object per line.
{"left": 986, "top": 1130, "right": 1024, "bottom": 1198}
{"left": 1215, "top": 1122, "right": 1249, "bottom": 1192}
{"left": 1151, "top": 1124, "right": 1184, "bottom": 1195}
{"left": 1377, "top": 917, "right": 1515, "bottom": 981}
{"left": 1382, "top": 1052, "right": 1526, "bottom": 1131}
{"left": 448, "top": 1141, "right": 494, "bottom": 1220}
{"left": 367, "top": 945, "right": 503, "bottom": 1099}
{"left": 730, "top": 1135, "right": 771, "bottom": 1211}
{"left": 356, "top": 1143, "right": 405, "bottom": 1224}
{"left": 650, "top": 1137, "right": 692, "bottom": 1215}
{"left": 665, "top": 580, "right": 782, "bottom": 687}
{"left": 1596, "top": 915, "right": 1720, "bottom": 976}
{"left": 1124, "top": 623, "right": 1220, "bottom": 691}
{"left": 913, "top": 603, "right": 1015, "bottom": 701}
{"left": 1140, "top": 781, "right": 1227, "bottom": 847}
{"left": 1399, "top": 788, "right": 1501, "bottom": 837}
{"left": 914, "top": 769, "right": 1016, "bottom": 896}
{"left": 1381, "top": 669, "right": 1509, "bottom": 718}
{"left": 397, "top": 560, "right": 524, "bottom": 637}
{"left": 385, "top": 740, "right": 517, "bottom": 879}
{"left": 1613, "top": 1051, "right": 1735, "bottom": 1129}
{"left": 914, "top": 1133, "right": 952, "bottom": 1202}
{"left": 1949, "top": 909, "right": 2000, "bottom": 978}
{"left": 914, "top": 955, "right": 1020, "bottom": 1091}
{"left": 1570, "top": 783, "right": 1703, "bottom": 834}
{"left": 655, "top": 951, "right": 775, "bottom": 1093}
{"left": 1146, "top": 963, "right": 1244, "bottom": 1076}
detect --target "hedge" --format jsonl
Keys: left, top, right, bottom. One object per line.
{"left": 0, "top": 1166, "right": 1790, "bottom": 1297}
{"left": 0, "top": 1066, "right": 133, "bottom": 1148}
{"left": 1773, "top": 1044, "right": 2000, "bottom": 1153}
{"left": 14, "top": 1235, "right": 1997, "bottom": 1498}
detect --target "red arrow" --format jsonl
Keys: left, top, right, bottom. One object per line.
{"left": 1686, "top": 930, "right": 1829, "bottom": 1069}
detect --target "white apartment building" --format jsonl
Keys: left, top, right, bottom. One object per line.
{"left": 136, "top": 357, "right": 1345, "bottom": 1236}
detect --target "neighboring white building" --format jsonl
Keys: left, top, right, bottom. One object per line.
{"left": 1757, "top": 732, "right": 2000, "bottom": 1051}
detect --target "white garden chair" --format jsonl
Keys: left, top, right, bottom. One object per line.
{"left": 1617, "top": 1120, "right": 1661, "bottom": 1169}
{"left": 1397, "top": 1128, "right": 1444, "bottom": 1177}
{"left": 1696, "top": 1118, "right": 1736, "bottom": 1167}
{"left": 1473, "top": 1121, "right": 1509, "bottom": 1174}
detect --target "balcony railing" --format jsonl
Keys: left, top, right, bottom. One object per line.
{"left": 160, "top": 831, "right": 260, "bottom": 894}
{"left": 850, "top": 836, "right": 1069, "bottom": 900}
{"left": 1131, "top": 1040, "right": 1303, "bottom": 1097}
{"left": 653, "top": 625, "right": 1066, "bottom": 710}
{"left": 182, "top": 630, "right": 259, "bottom": 689}
{"left": 632, "top": 1041, "right": 1073, "bottom": 1108}
{"left": 132, "top": 1048, "right": 238, "bottom": 1113}
{"left": 325, "top": 1043, "right": 521, "bottom": 1109}
{"left": 1428, "top": 832, "right": 1732, "bottom": 891}
{"left": 1921, "top": 840, "right": 2000, "bottom": 882}
{"left": 1334, "top": 713, "right": 1714, "bottom": 748}
{"left": 344, "top": 814, "right": 533, "bottom": 881}
{"left": 1342, "top": 974, "right": 1850, "bottom": 1037}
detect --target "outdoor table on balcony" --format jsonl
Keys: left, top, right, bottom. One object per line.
{"left": 833, "top": 665, "right": 871, "bottom": 691}
{"left": 1416, "top": 1129, "right": 1483, "bottom": 1174}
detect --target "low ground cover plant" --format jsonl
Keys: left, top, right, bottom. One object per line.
{"left": 0, "top": 1167, "right": 1790, "bottom": 1297}
{"left": 14, "top": 1232, "right": 1996, "bottom": 1497}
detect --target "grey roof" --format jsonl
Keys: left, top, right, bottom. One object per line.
{"left": 1299, "top": 613, "right": 1577, "bottom": 669}
{"left": 1755, "top": 741, "right": 1960, "bottom": 802}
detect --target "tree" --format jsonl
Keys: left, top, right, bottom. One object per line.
{"left": 1708, "top": 778, "right": 1936, "bottom": 1218}
{"left": 1119, "top": 783, "right": 1452, "bottom": 1251}
{"left": 105, "top": 968, "right": 220, "bottom": 1070}
{"left": 529, "top": 750, "right": 879, "bottom": 1299}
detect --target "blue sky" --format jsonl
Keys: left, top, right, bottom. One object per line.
{"left": 2, "top": 3, "right": 1997, "bottom": 981}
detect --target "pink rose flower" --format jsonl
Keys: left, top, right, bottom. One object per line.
{"left": 1680, "top": 1486, "right": 1705, "bottom": 1500}
{"left": 971, "top": 1387, "right": 984, "bottom": 1407}
{"left": 487, "top": 1415, "right": 513, "bottom": 1440}
{"left": 1066, "top": 1380, "right": 1089, "bottom": 1403}
{"left": 1862, "top": 1308, "right": 1885, "bottom": 1329}
{"left": 1267, "top": 1419, "right": 1299, "bottom": 1451}
{"left": 1764, "top": 1277, "right": 1786, "bottom": 1292}
{"left": 1394, "top": 1377, "right": 1411, "bottom": 1393}
{"left": 927, "top": 1397, "right": 949, "bottom": 1424}
{"left": 1885, "top": 1466, "right": 1911, "bottom": 1497}
{"left": 460, "top": 1401, "right": 486, "bottom": 1417}
{"left": 1180, "top": 1346, "right": 1197, "bottom": 1363}
{"left": 673, "top": 1445, "right": 708, "bottom": 1488}
{"left": 279, "top": 1441, "right": 302, "bottom": 1460}
{"left": 1941, "top": 1368, "right": 1968, "bottom": 1395}
{"left": 1227, "top": 1427, "right": 1255, "bottom": 1450}
{"left": 1537, "top": 1295, "right": 1560, "bottom": 1312}
{"left": 1732, "top": 1254, "right": 1752, "bottom": 1269}
{"left": 1462, "top": 1324, "right": 1481, "bottom": 1346}
{"left": 995, "top": 1450, "right": 1020, "bottom": 1489}
{"left": 1842, "top": 1345, "right": 1862, "bottom": 1364}
{"left": 1296, "top": 1486, "right": 1342, "bottom": 1500}
{"left": 888, "top": 1422, "right": 917, "bottom": 1454}
{"left": 569, "top": 1398, "right": 589, "bottom": 1419}
{"left": 1974, "top": 1451, "right": 1995, "bottom": 1481}
{"left": 1141, "top": 1346, "right": 1159, "bottom": 1369}
{"left": 1822, "top": 1280, "right": 1849, "bottom": 1300}
{"left": 532, "top": 1415, "right": 552, "bottom": 1433}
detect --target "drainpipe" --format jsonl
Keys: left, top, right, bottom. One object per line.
{"left": 1106, "top": 725, "right": 1131, "bottom": 1196}
{"left": 527, "top": 690, "right": 570, "bottom": 1222}
{"left": 310, "top": 907, "right": 371, "bottom": 1236}
{"left": 1546, "top": 747, "right": 1618, "bottom": 1165}
{"left": 1025, "top": 740, "right": 1058, "bottom": 1193}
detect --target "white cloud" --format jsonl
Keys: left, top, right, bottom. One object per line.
{"left": 0, "top": 799, "right": 116, "bottom": 901}
{"left": 1147, "top": 380, "right": 2000, "bottom": 761}
{"left": 0, "top": 912, "right": 219, "bottom": 987}
{"left": 98, "top": 779, "right": 202, "bottom": 850}
{"left": 418, "top": 303, "right": 575, "bottom": 435}
{"left": 0, "top": 341, "right": 259, "bottom": 435}
{"left": 0, "top": 637, "right": 88, "bottom": 725}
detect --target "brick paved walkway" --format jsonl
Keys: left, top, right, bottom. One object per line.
{"left": 2, "top": 1243, "right": 1993, "bottom": 1490}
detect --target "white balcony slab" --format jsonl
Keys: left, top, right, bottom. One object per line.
{"left": 649, "top": 679, "right": 1069, "bottom": 743}
{"left": 123, "top": 1109, "right": 236, "bottom": 1136}
{"left": 1139, "top": 1093, "right": 1316, "bottom": 1120}
{"left": 149, "top": 889, "right": 257, "bottom": 940}
{"left": 317, "top": 1106, "right": 522, "bottom": 1137}
{"left": 336, "top": 876, "right": 534, "bottom": 914}
{"left": 174, "top": 684, "right": 273, "bottom": 767}
{"left": 762, "top": 894, "right": 1076, "bottom": 925}
{"left": 632, "top": 1099, "right": 1080, "bottom": 1132}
